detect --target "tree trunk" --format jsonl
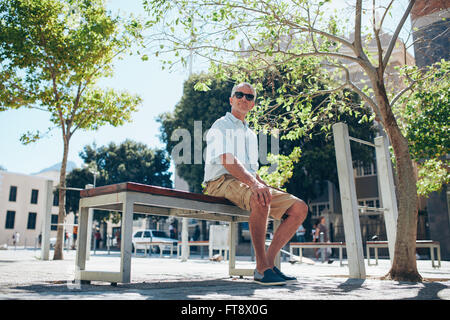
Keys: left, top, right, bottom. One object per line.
{"left": 373, "top": 80, "right": 422, "bottom": 282}
{"left": 53, "top": 136, "right": 70, "bottom": 260}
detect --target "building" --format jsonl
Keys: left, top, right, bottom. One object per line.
{"left": 0, "top": 163, "right": 77, "bottom": 248}
{"left": 411, "top": 0, "right": 450, "bottom": 260}
{"left": 411, "top": 0, "right": 450, "bottom": 66}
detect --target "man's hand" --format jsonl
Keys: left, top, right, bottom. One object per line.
{"left": 249, "top": 180, "right": 272, "bottom": 207}
{"left": 220, "top": 153, "right": 272, "bottom": 207}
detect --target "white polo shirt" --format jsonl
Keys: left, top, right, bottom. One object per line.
{"left": 203, "top": 112, "right": 259, "bottom": 184}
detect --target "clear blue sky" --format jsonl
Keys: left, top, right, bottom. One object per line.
{"left": 0, "top": 0, "right": 413, "bottom": 177}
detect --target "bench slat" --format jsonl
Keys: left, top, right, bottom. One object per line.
{"left": 80, "top": 182, "right": 234, "bottom": 206}
{"left": 366, "top": 240, "right": 439, "bottom": 245}
{"left": 290, "top": 242, "right": 345, "bottom": 246}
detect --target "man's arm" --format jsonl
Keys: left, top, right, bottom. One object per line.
{"left": 255, "top": 174, "right": 269, "bottom": 186}
{"left": 220, "top": 153, "right": 272, "bottom": 207}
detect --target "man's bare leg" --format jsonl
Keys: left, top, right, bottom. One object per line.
{"left": 249, "top": 195, "right": 271, "bottom": 274}
{"left": 266, "top": 200, "right": 308, "bottom": 268}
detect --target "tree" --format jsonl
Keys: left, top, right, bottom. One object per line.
{"left": 0, "top": 0, "right": 141, "bottom": 260}
{"left": 65, "top": 140, "right": 172, "bottom": 223}
{"left": 143, "top": 0, "right": 446, "bottom": 281}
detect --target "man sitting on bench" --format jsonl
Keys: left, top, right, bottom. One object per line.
{"left": 203, "top": 82, "right": 308, "bottom": 286}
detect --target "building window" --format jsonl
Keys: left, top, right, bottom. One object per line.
{"left": 30, "top": 189, "right": 39, "bottom": 204}
{"left": 53, "top": 193, "right": 59, "bottom": 207}
{"left": 51, "top": 214, "right": 58, "bottom": 231}
{"left": 9, "top": 186, "right": 17, "bottom": 202}
{"left": 27, "top": 212, "right": 37, "bottom": 230}
{"left": 358, "top": 198, "right": 381, "bottom": 211}
{"left": 355, "top": 162, "right": 377, "bottom": 177}
{"left": 5, "top": 211, "right": 15, "bottom": 229}
{"left": 310, "top": 202, "right": 330, "bottom": 217}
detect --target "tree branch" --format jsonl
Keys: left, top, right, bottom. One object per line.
{"left": 391, "top": 69, "right": 443, "bottom": 106}
{"left": 373, "top": 0, "right": 384, "bottom": 72}
{"left": 354, "top": 0, "right": 364, "bottom": 55}
{"left": 378, "top": 0, "right": 394, "bottom": 31}
{"left": 382, "top": 0, "right": 416, "bottom": 69}
{"left": 325, "top": 61, "right": 382, "bottom": 121}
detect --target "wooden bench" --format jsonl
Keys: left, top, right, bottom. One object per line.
{"left": 366, "top": 240, "right": 441, "bottom": 268}
{"left": 289, "top": 242, "right": 347, "bottom": 266}
{"left": 176, "top": 241, "right": 211, "bottom": 259}
{"left": 74, "top": 182, "right": 281, "bottom": 284}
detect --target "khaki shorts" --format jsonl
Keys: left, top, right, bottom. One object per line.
{"left": 204, "top": 174, "right": 299, "bottom": 220}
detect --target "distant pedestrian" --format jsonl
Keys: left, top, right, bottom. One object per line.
{"left": 115, "top": 230, "right": 121, "bottom": 249}
{"left": 193, "top": 225, "right": 200, "bottom": 241}
{"left": 72, "top": 226, "right": 78, "bottom": 250}
{"left": 94, "top": 230, "right": 102, "bottom": 249}
{"left": 169, "top": 223, "right": 177, "bottom": 239}
{"left": 296, "top": 224, "right": 306, "bottom": 242}
{"left": 314, "top": 217, "right": 332, "bottom": 263}
{"left": 12, "top": 232, "right": 20, "bottom": 247}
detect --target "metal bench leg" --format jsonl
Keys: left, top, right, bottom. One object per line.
{"left": 120, "top": 195, "right": 134, "bottom": 283}
{"left": 75, "top": 206, "right": 89, "bottom": 275}
{"left": 273, "top": 220, "right": 281, "bottom": 269}
{"left": 228, "top": 220, "right": 237, "bottom": 276}
{"left": 430, "top": 246, "right": 435, "bottom": 268}
{"left": 437, "top": 245, "right": 441, "bottom": 268}
{"left": 228, "top": 220, "right": 253, "bottom": 278}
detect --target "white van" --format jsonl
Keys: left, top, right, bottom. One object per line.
{"left": 132, "top": 229, "right": 178, "bottom": 254}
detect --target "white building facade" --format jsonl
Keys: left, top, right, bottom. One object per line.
{"left": 0, "top": 170, "right": 73, "bottom": 247}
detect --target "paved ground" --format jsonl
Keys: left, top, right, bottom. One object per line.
{"left": 0, "top": 248, "right": 449, "bottom": 301}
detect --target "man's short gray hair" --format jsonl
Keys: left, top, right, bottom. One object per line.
{"left": 231, "top": 82, "right": 256, "bottom": 100}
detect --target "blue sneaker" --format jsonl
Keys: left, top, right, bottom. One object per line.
{"left": 273, "top": 266, "right": 297, "bottom": 282}
{"left": 254, "top": 269, "right": 286, "bottom": 286}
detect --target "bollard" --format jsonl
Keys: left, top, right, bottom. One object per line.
{"left": 320, "top": 232, "right": 325, "bottom": 262}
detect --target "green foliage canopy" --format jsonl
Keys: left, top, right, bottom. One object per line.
{"left": 394, "top": 60, "right": 450, "bottom": 195}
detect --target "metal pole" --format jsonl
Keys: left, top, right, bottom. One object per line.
{"left": 181, "top": 218, "right": 189, "bottom": 261}
{"left": 332, "top": 122, "right": 366, "bottom": 279}
{"left": 375, "top": 135, "right": 398, "bottom": 263}
{"left": 85, "top": 184, "right": 94, "bottom": 261}
{"left": 41, "top": 180, "right": 53, "bottom": 260}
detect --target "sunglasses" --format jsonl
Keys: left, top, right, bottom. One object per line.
{"left": 234, "top": 91, "right": 255, "bottom": 101}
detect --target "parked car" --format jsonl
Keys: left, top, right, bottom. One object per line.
{"left": 132, "top": 229, "right": 178, "bottom": 254}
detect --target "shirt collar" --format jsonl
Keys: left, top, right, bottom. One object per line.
{"left": 226, "top": 112, "right": 248, "bottom": 127}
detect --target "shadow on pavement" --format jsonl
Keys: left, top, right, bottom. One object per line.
{"left": 402, "top": 281, "right": 449, "bottom": 300}
{"left": 9, "top": 278, "right": 299, "bottom": 299}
